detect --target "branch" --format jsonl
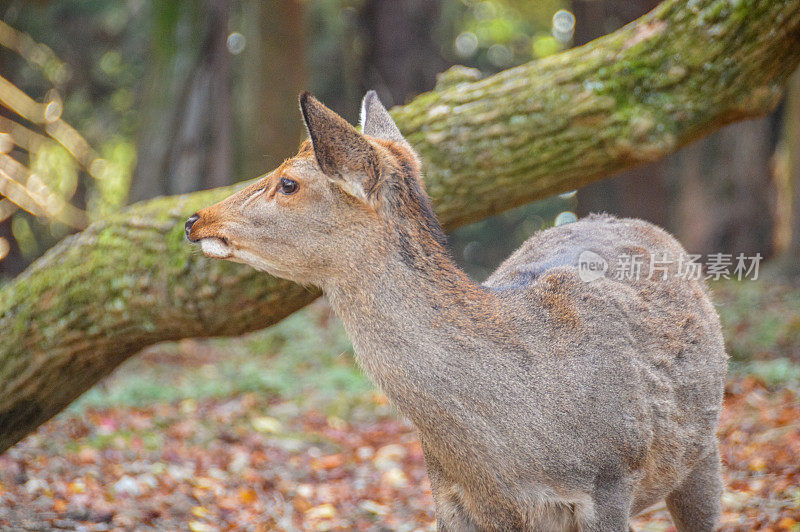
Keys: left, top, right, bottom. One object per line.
{"left": 2, "top": 0, "right": 799, "bottom": 453}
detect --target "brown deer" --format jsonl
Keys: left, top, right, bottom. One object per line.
{"left": 186, "top": 91, "right": 727, "bottom": 531}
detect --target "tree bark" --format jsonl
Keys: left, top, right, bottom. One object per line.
{"left": 0, "top": 218, "right": 24, "bottom": 280}
{"left": 359, "top": 0, "right": 449, "bottom": 108}
{"left": 573, "top": 0, "right": 670, "bottom": 228}
{"left": 129, "top": 1, "right": 235, "bottom": 201}
{"left": 776, "top": 70, "right": 800, "bottom": 275}
{"left": 2, "top": 0, "right": 800, "bottom": 453}
{"left": 669, "top": 116, "right": 778, "bottom": 256}
{"left": 236, "top": 0, "right": 307, "bottom": 176}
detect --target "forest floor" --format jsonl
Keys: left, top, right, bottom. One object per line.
{"left": 1, "top": 279, "right": 800, "bottom": 531}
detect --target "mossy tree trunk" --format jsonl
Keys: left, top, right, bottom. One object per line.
{"left": 2, "top": 0, "right": 800, "bottom": 453}
{"left": 573, "top": 0, "right": 670, "bottom": 229}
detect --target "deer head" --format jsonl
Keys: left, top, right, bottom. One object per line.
{"left": 185, "top": 91, "right": 445, "bottom": 287}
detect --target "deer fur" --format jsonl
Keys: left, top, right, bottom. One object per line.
{"left": 186, "top": 91, "right": 727, "bottom": 531}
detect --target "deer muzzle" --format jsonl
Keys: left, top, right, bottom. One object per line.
{"left": 185, "top": 212, "right": 232, "bottom": 259}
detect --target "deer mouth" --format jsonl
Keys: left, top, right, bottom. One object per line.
{"left": 199, "top": 237, "right": 232, "bottom": 259}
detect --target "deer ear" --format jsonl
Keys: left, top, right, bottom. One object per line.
{"left": 299, "top": 92, "right": 378, "bottom": 200}
{"left": 360, "top": 90, "right": 408, "bottom": 145}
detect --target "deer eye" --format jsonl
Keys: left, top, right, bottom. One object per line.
{"left": 278, "top": 178, "right": 298, "bottom": 195}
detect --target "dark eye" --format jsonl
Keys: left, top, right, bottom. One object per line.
{"left": 278, "top": 177, "right": 298, "bottom": 195}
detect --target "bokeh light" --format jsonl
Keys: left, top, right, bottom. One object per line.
{"left": 227, "top": 32, "right": 246, "bottom": 55}
{"left": 552, "top": 9, "right": 575, "bottom": 44}
{"left": 554, "top": 211, "right": 578, "bottom": 226}
{"left": 455, "top": 32, "right": 479, "bottom": 58}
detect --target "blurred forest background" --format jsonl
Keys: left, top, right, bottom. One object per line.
{"left": 1, "top": 1, "right": 800, "bottom": 530}
{"left": 5, "top": 0, "right": 798, "bottom": 281}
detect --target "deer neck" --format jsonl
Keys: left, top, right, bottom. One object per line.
{"left": 324, "top": 238, "right": 506, "bottom": 426}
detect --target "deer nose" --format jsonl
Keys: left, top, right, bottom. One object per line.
{"left": 185, "top": 214, "right": 200, "bottom": 241}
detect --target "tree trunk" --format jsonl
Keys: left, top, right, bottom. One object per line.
{"left": 776, "top": 70, "right": 800, "bottom": 275}
{"left": 573, "top": 1, "right": 779, "bottom": 256}
{"left": 0, "top": 217, "right": 24, "bottom": 279}
{"left": 236, "top": 0, "right": 307, "bottom": 176}
{"left": 129, "top": 1, "right": 235, "bottom": 201}
{"left": 199, "top": 0, "right": 234, "bottom": 190}
{"left": 2, "top": 0, "right": 800, "bottom": 453}
{"left": 359, "top": 0, "right": 449, "bottom": 107}
{"left": 669, "top": 116, "right": 778, "bottom": 256}
{"left": 573, "top": 0, "right": 670, "bottom": 228}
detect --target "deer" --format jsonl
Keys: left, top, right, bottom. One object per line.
{"left": 185, "top": 91, "right": 727, "bottom": 531}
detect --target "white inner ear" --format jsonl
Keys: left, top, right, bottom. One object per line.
{"left": 331, "top": 176, "right": 368, "bottom": 201}
{"left": 359, "top": 100, "right": 368, "bottom": 131}
{"left": 360, "top": 93, "right": 407, "bottom": 144}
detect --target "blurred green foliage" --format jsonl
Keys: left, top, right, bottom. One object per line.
{"left": 1, "top": 1, "right": 143, "bottom": 265}
{"left": 714, "top": 278, "right": 800, "bottom": 362}
{"left": 445, "top": 0, "right": 568, "bottom": 70}
{"left": 1, "top": 0, "right": 574, "bottom": 277}
{"left": 88, "top": 138, "right": 136, "bottom": 218}
{"left": 737, "top": 358, "right": 800, "bottom": 387}
{"left": 73, "top": 303, "right": 374, "bottom": 419}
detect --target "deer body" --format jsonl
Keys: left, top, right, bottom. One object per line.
{"left": 186, "top": 92, "right": 727, "bottom": 531}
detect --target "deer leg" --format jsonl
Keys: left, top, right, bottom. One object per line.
{"left": 429, "top": 473, "right": 479, "bottom": 531}
{"left": 665, "top": 447, "right": 722, "bottom": 532}
{"left": 422, "top": 440, "right": 479, "bottom": 531}
{"left": 579, "top": 477, "right": 632, "bottom": 532}
{"left": 434, "top": 499, "right": 479, "bottom": 532}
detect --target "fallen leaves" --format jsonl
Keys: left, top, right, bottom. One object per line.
{"left": 0, "top": 375, "right": 797, "bottom": 530}
{"left": 251, "top": 416, "right": 282, "bottom": 435}
{"left": 0, "top": 392, "right": 434, "bottom": 530}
